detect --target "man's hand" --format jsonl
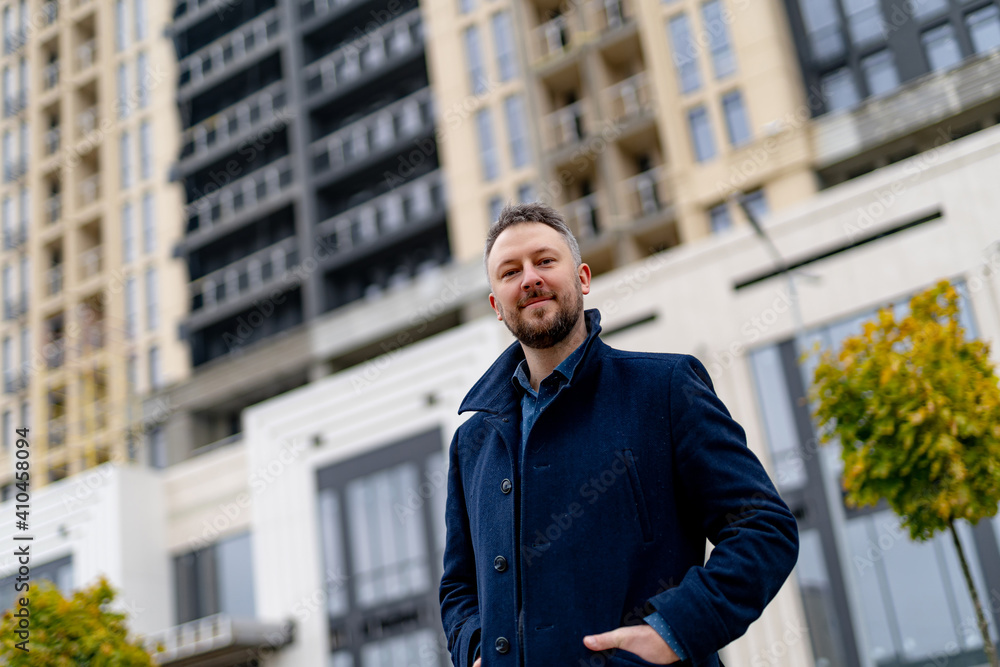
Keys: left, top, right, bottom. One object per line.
{"left": 472, "top": 658, "right": 481, "bottom": 667}
{"left": 583, "top": 624, "right": 680, "bottom": 664}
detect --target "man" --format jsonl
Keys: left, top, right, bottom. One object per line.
{"left": 439, "top": 203, "right": 798, "bottom": 666}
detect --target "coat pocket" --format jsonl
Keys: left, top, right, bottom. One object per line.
{"left": 622, "top": 448, "right": 654, "bottom": 543}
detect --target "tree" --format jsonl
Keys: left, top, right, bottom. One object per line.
{"left": 810, "top": 279, "right": 1000, "bottom": 667}
{"left": 0, "top": 575, "right": 159, "bottom": 666}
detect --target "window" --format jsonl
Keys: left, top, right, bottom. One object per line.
{"left": 17, "top": 188, "right": 26, "bottom": 236}
{"left": 142, "top": 192, "right": 155, "bottom": 253}
{"left": 174, "top": 533, "right": 256, "bottom": 623}
{"left": 721, "top": 90, "right": 751, "bottom": 147}
{"left": 122, "top": 202, "right": 134, "bottom": 263}
{"left": 464, "top": 26, "right": 487, "bottom": 95}
{"left": 741, "top": 188, "right": 769, "bottom": 224}
{"left": 476, "top": 108, "right": 499, "bottom": 181}
{"left": 913, "top": 0, "right": 947, "bottom": 20}
{"left": 145, "top": 267, "right": 157, "bottom": 330}
{"left": 842, "top": 0, "right": 883, "bottom": 45}
{"left": 117, "top": 64, "right": 129, "bottom": 119}
{"left": 134, "top": 0, "right": 146, "bottom": 41}
{"left": 1, "top": 410, "right": 9, "bottom": 451}
{"left": 17, "top": 256, "right": 26, "bottom": 302}
{"left": 2, "top": 66, "right": 11, "bottom": 109}
{"left": 1, "top": 197, "right": 10, "bottom": 237}
{"left": 115, "top": 0, "right": 129, "bottom": 51}
{"left": 488, "top": 196, "right": 503, "bottom": 223}
{"left": 148, "top": 426, "right": 166, "bottom": 469}
{"left": 19, "top": 327, "right": 28, "bottom": 375}
{"left": 968, "top": 5, "right": 1000, "bottom": 54}
{"left": 125, "top": 276, "right": 136, "bottom": 338}
{"left": 701, "top": 0, "right": 736, "bottom": 78}
{"left": 19, "top": 401, "right": 27, "bottom": 432}
{"left": 492, "top": 11, "right": 516, "bottom": 82}
{"left": 687, "top": 105, "right": 716, "bottom": 162}
{"left": 504, "top": 94, "right": 529, "bottom": 168}
{"left": 18, "top": 121, "right": 26, "bottom": 165}
{"left": 668, "top": 14, "right": 701, "bottom": 93}
{"left": 17, "top": 57, "right": 25, "bottom": 99}
{"left": 2, "top": 336, "right": 11, "bottom": 386}
{"left": 458, "top": 0, "right": 474, "bottom": 15}
{"left": 922, "top": 23, "right": 962, "bottom": 71}
{"left": 797, "top": 0, "right": 844, "bottom": 61}
{"left": 821, "top": 67, "right": 859, "bottom": 112}
{"left": 518, "top": 183, "right": 535, "bottom": 203}
{"left": 861, "top": 49, "right": 899, "bottom": 96}
{"left": 136, "top": 51, "right": 149, "bottom": 108}
{"left": 148, "top": 345, "right": 161, "bottom": 389}
{"left": 120, "top": 132, "right": 133, "bottom": 188}
{"left": 139, "top": 121, "right": 152, "bottom": 181}
{"left": 708, "top": 202, "right": 732, "bottom": 233}
{"left": 2, "top": 131, "right": 11, "bottom": 178}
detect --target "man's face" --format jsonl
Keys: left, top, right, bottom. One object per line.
{"left": 487, "top": 222, "right": 591, "bottom": 349}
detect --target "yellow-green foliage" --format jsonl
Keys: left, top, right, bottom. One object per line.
{"left": 811, "top": 280, "right": 1000, "bottom": 541}
{"left": 0, "top": 576, "right": 156, "bottom": 666}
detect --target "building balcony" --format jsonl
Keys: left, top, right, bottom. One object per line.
{"left": 311, "top": 87, "right": 433, "bottom": 179}
{"left": 604, "top": 72, "right": 654, "bottom": 127}
{"left": 77, "top": 106, "right": 98, "bottom": 136}
{"left": 179, "top": 81, "right": 287, "bottom": 164}
{"left": 563, "top": 193, "right": 601, "bottom": 241}
{"left": 76, "top": 39, "right": 96, "bottom": 73}
{"left": 177, "top": 8, "right": 282, "bottom": 94}
{"left": 301, "top": 0, "right": 367, "bottom": 24}
{"left": 145, "top": 614, "right": 292, "bottom": 666}
{"left": 316, "top": 169, "right": 445, "bottom": 263}
{"left": 545, "top": 100, "right": 588, "bottom": 153}
{"left": 303, "top": 9, "right": 423, "bottom": 100}
{"left": 45, "top": 338, "right": 65, "bottom": 369}
{"left": 533, "top": 15, "right": 574, "bottom": 65}
{"left": 621, "top": 166, "right": 673, "bottom": 223}
{"left": 189, "top": 236, "right": 299, "bottom": 314}
{"left": 81, "top": 324, "right": 104, "bottom": 351}
{"left": 80, "top": 246, "right": 102, "bottom": 280}
{"left": 46, "top": 265, "right": 63, "bottom": 297}
{"left": 41, "top": 1, "right": 58, "bottom": 26}
{"left": 78, "top": 174, "right": 100, "bottom": 207}
{"left": 45, "top": 194, "right": 62, "bottom": 224}
{"left": 3, "top": 92, "right": 26, "bottom": 117}
{"left": 45, "top": 127, "right": 61, "bottom": 155}
{"left": 3, "top": 297, "right": 26, "bottom": 320}
{"left": 47, "top": 415, "right": 66, "bottom": 446}
{"left": 586, "top": 0, "right": 635, "bottom": 36}
{"left": 185, "top": 155, "right": 294, "bottom": 234}
{"left": 43, "top": 61, "right": 60, "bottom": 90}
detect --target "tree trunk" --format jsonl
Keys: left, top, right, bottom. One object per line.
{"left": 949, "top": 519, "right": 999, "bottom": 667}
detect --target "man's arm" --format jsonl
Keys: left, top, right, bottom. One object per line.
{"left": 647, "top": 354, "right": 799, "bottom": 663}
{"left": 439, "top": 427, "right": 482, "bottom": 667}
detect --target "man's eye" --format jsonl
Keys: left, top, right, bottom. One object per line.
{"left": 502, "top": 270, "right": 516, "bottom": 278}
{"left": 540, "top": 259, "right": 554, "bottom": 265}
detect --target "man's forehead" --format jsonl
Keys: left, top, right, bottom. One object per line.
{"left": 491, "top": 224, "right": 567, "bottom": 261}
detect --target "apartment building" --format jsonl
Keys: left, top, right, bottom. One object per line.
{"left": 0, "top": 0, "right": 186, "bottom": 493}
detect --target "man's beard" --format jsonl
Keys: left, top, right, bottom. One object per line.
{"left": 499, "top": 286, "right": 584, "bottom": 349}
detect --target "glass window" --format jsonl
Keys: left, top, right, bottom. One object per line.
{"left": 464, "top": 26, "right": 487, "bottom": 95}
{"left": 122, "top": 202, "right": 134, "bottom": 263}
{"left": 318, "top": 489, "right": 349, "bottom": 617}
{"left": 117, "top": 64, "right": 129, "bottom": 119}
{"left": 139, "top": 121, "right": 152, "bottom": 181}
{"left": 518, "top": 183, "right": 535, "bottom": 203}
{"left": 861, "top": 49, "right": 900, "bottom": 96}
{"left": 458, "top": 0, "right": 474, "bottom": 14}
{"left": 17, "top": 256, "right": 26, "bottom": 301}
{"left": 136, "top": 51, "right": 149, "bottom": 108}
{"left": 968, "top": 5, "right": 1000, "bottom": 54}
{"left": 142, "top": 192, "right": 155, "bottom": 254}
{"left": 491, "top": 11, "right": 516, "bottom": 82}
{"left": 503, "top": 94, "right": 529, "bottom": 168}
{"left": 2, "top": 66, "right": 12, "bottom": 105}
{"left": 488, "top": 196, "right": 503, "bottom": 223}
{"left": 18, "top": 121, "right": 26, "bottom": 164}
{"left": 115, "top": 0, "right": 129, "bottom": 51}
{"left": 843, "top": 0, "right": 884, "bottom": 45}
{"left": 145, "top": 267, "right": 157, "bottom": 331}
{"left": 17, "top": 188, "right": 26, "bottom": 236}
{"left": 798, "top": 0, "right": 844, "bottom": 60}
{"left": 742, "top": 187, "right": 768, "bottom": 222}
{"left": 125, "top": 276, "right": 136, "bottom": 338}
{"left": 216, "top": 533, "right": 256, "bottom": 618}
{"left": 120, "top": 132, "right": 133, "bottom": 188}
{"left": 1, "top": 410, "right": 9, "bottom": 450}
{"left": 708, "top": 202, "right": 731, "bottom": 233}
{"left": 2, "top": 197, "right": 11, "bottom": 236}
{"left": 701, "top": 0, "right": 736, "bottom": 78}
{"left": 148, "top": 426, "right": 166, "bottom": 468}
{"left": 148, "top": 345, "right": 161, "bottom": 388}
{"left": 821, "top": 67, "right": 860, "bottom": 112}
{"left": 133, "top": 0, "right": 146, "bottom": 41}
{"left": 687, "top": 105, "right": 716, "bottom": 161}
{"left": 922, "top": 23, "right": 963, "bottom": 71}
{"left": 749, "top": 346, "right": 806, "bottom": 489}
{"left": 19, "top": 401, "right": 27, "bottom": 432}
{"left": 913, "top": 0, "right": 947, "bottom": 19}
{"left": 475, "top": 107, "right": 499, "bottom": 181}
{"left": 668, "top": 13, "right": 701, "bottom": 93}
{"left": 721, "top": 90, "right": 751, "bottom": 147}
{"left": 17, "top": 57, "right": 25, "bottom": 98}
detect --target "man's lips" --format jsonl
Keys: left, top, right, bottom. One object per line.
{"left": 521, "top": 296, "right": 553, "bottom": 309}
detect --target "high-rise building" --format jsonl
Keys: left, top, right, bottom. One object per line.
{"left": 0, "top": 0, "right": 186, "bottom": 493}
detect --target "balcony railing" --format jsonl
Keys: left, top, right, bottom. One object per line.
{"left": 4, "top": 30, "right": 26, "bottom": 54}
{"left": 605, "top": 72, "right": 652, "bottom": 125}
{"left": 45, "top": 193, "right": 62, "bottom": 223}
{"left": 316, "top": 169, "right": 444, "bottom": 254}
{"left": 4, "top": 159, "right": 26, "bottom": 182}
{"left": 47, "top": 415, "right": 66, "bottom": 445}
{"left": 43, "top": 61, "right": 60, "bottom": 90}
{"left": 79, "top": 174, "right": 100, "bottom": 206}
{"left": 186, "top": 156, "right": 294, "bottom": 233}
{"left": 563, "top": 193, "right": 600, "bottom": 240}
{"left": 46, "top": 265, "right": 63, "bottom": 296}
{"left": 587, "top": 0, "right": 634, "bottom": 33}
{"left": 45, "top": 127, "right": 61, "bottom": 155}
{"left": 3, "top": 228, "right": 26, "bottom": 250}
{"left": 3, "top": 297, "right": 26, "bottom": 320}
{"left": 3, "top": 93, "right": 25, "bottom": 116}
{"left": 78, "top": 106, "right": 97, "bottom": 135}
{"left": 534, "top": 15, "right": 572, "bottom": 62}
{"left": 145, "top": 614, "right": 293, "bottom": 665}
{"left": 3, "top": 370, "right": 27, "bottom": 394}
{"left": 190, "top": 236, "right": 299, "bottom": 312}
{"left": 42, "top": 1, "right": 58, "bottom": 25}
{"left": 45, "top": 338, "right": 65, "bottom": 369}
{"left": 178, "top": 8, "right": 281, "bottom": 90}
{"left": 311, "top": 87, "right": 433, "bottom": 175}
{"left": 80, "top": 246, "right": 102, "bottom": 279}
{"left": 76, "top": 39, "right": 96, "bottom": 72}
{"left": 304, "top": 9, "right": 422, "bottom": 97}
{"left": 301, "top": 0, "right": 366, "bottom": 22}
{"left": 180, "top": 81, "right": 287, "bottom": 161}
{"left": 545, "top": 100, "right": 587, "bottom": 150}
{"left": 622, "top": 166, "right": 671, "bottom": 220}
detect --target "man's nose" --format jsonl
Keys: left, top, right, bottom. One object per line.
{"left": 520, "top": 264, "right": 543, "bottom": 289}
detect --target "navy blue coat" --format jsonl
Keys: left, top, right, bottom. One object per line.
{"left": 439, "top": 309, "right": 799, "bottom": 667}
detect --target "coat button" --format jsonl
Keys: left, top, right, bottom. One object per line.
{"left": 495, "top": 636, "right": 510, "bottom": 654}
{"left": 501, "top": 478, "right": 512, "bottom": 494}
{"left": 494, "top": 555, "right": 507, "bottom": 572}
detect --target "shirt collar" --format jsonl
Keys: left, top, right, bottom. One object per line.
{"left": 510, "top": 315, "right": 592, "bottom": 396}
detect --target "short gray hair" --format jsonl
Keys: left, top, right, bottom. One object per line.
{"left": 483, "top": 202, "right": 582, "bottom": 280}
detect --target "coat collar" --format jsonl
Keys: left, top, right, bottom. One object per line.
{"left": 458, "top": 308, "right": 605, "bottom": 415}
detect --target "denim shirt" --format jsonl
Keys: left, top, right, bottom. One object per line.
{"left": 467, "top": 330, "right": 688, "bottom": 663}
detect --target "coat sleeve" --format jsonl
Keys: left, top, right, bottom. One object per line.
{"left": 647, "top": 354, "right": 799, "bottom": 664}
{"left": 439, "top": 427, "right": 482, "bottom": 667}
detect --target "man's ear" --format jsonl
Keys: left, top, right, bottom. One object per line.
{"left": 578, "top": 262, "right": 592, "bottom": 295}
{"left": 489, "top": 293, "right": 502, "bottom": 320}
